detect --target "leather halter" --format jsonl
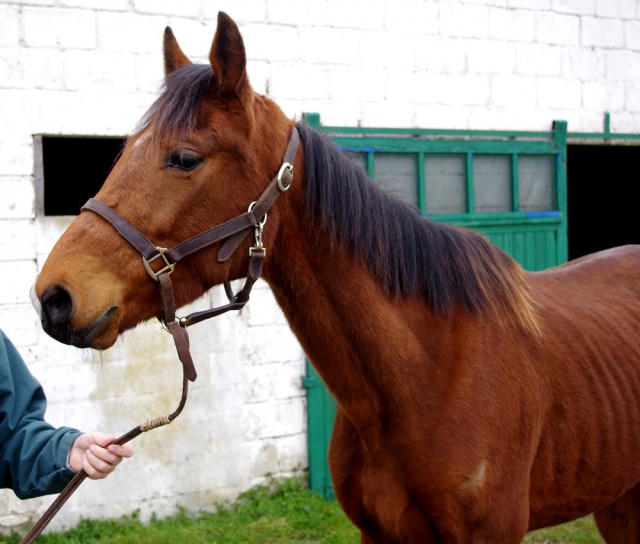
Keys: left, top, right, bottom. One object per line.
{"left": 82, "top": 126, "right": 299, "bottom": 381}
{"left": 20, "top": 127, "right": 299, "bottom": 544}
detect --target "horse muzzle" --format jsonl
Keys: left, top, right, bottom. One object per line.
{"left": 32, "top": 282, "right": 119, "bottom": 348}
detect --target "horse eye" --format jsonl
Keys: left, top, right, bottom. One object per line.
{"left": 165, "top": 151, "right": 203, "bottom": 171}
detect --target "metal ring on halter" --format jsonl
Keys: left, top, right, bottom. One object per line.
{"left": 277, "top": 163, "right": 293, "bottom": 192}
{"left": 248, "top": 201, "right": 267, "bottom": 227}
{"left": 160, "top": 315, "right": 186, "bottom": 333}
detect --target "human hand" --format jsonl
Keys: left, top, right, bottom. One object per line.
{"left": 68, "top": 432, "right": 134, "bottom": 479}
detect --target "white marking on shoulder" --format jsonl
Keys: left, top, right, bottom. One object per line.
{"left": 460, "top": 459, "right": 488, "bottom": 492}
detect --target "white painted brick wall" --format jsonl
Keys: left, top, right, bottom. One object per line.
{"left": 2, "top": 0, "right": 640, "bottom": 535}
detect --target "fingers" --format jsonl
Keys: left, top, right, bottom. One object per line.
{"left": 108, "top": 443, "right": 134, "bottom": 458}
{"left": 82, "top": 443, "right": 134, "bottom": 480}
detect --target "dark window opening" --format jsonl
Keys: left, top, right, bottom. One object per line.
{"left": 35, "top": 136, "right": 126, "bottom": 216}
{"left": 567, "top": 144, "right": 640, "bottom": 261}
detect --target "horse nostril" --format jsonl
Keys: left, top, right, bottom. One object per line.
{"left": 40, "top": 285, "right": 74, "bottom": 328}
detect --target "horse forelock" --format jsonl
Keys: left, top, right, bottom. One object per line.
{"left": 135, "top": 64, "right": 214, "bottom": 140}
{"left": 296, "top": 122, "right": 538, "bottom": 333}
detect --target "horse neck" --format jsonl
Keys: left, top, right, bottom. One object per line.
{"left": 262, "top": 175, "right": 447, "bottom": 451}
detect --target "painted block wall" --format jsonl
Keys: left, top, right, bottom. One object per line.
{"left": 1, "top": 0, "right": 639, "bottom": 534}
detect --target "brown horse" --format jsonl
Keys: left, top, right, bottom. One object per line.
{"left": 33, "top": 12, "right": 640, "bottom": 543}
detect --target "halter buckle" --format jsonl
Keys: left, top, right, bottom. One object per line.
{"left": 277, "top": 162, "right": 294, "bottom": 192}
{"left": 143, "top": 247, "right": 175, "bottom": 281}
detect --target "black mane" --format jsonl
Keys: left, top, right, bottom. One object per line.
{"left": 297, "top": 122, "right": 528, "bottom": 317}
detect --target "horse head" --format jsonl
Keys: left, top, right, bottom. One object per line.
{"left": 33, "top": 12, "right": 297, "bottom": 349}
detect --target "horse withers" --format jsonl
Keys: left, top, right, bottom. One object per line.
{"left": 33, "top": 12, "right": 640, "bottom": 543}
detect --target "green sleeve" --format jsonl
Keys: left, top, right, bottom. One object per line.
{"left": 0, "top": 329, "right": 82, "bottom": 499}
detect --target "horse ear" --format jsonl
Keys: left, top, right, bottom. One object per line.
{"left": 209, "top": 12, "right": 250, "bottom": 98}
{"left": 163, "top": 27, "right": 191, "bottom": 75}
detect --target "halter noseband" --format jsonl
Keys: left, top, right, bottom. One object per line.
{"left": 80, "top": 126, "right": 299, "bottom": 382}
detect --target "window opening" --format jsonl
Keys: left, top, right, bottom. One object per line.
{"left": 34, "top": 136, "right": 126, "bottom": 216}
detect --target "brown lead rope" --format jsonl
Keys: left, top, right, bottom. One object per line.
{"left": 20, "top": 342, "right": 190, "bottom": 544}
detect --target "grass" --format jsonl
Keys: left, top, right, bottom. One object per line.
{"left": 2, "top": 477, "right": 604, "bottom": 543}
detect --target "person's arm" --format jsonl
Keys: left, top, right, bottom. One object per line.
{"left": 0, "top": 330, "right": 131, "bottom": 498}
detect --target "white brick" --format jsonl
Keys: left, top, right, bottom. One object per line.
{"left": 609, "top": 112, "right": 640, "bottom": 133}
{"left": 468, "top": 41, "right": 516, "bottom": 74}
{"left": 267, "top": 0, "right": 329, "bottom": 26}
{"left": 23, "top": 8, "right": 97, "bottom": 49}
{"left": 299, "top": 27, "right": 359, "bottom": 65}
{"left": 329, "top": 65, "right": 386, "bottom": 102}
{"left": 247, "top": 59, "right": 269, "bottom": 95}
{"left": 0, "top": 261, "right": 37, "bottom": 304}
{"left": 241, "top": 324, "right": 304, "bottom": 366}
{"left": 270, "top": 62, "right": 329, "bottom": 100}
{"left": 537, "top": 76, "right": 582, "bottom": 108}
{"left": 0, "top": 0, "right": 55, "bottom": 5}
{"left": 508, "top": 0, "right": 551, "bottom": 8}
{"left": 606, "top": 50, "right": 640, "bottom": 81}
{"left": 386, "top": 70, "right": 430, "bottom": 104}
{"left": 562, "top": 47, "right": 605, "bottom": 81}
{"left": 492, "top": 74, "right": 537, "bottom": 108}
{"left": 625, "top": 21, "right": 640, "bottom": 51}
{"left": 327, "top": 0, "right": 384, "bottom": 30}
{"left": 202, "top": 1, "right": 267, "bottom": 24}
{"left": 134, "top": 0, "right": 201, "bottom": 17}
{"left": 0, "top": 143, "right": 33, "bottom": 176}
{"left": 0, "top": 219, "right": 35, "bottom": 261}
{"left": 440, "top": 4, "right": 489, "bottom": 39}
{"left": 362, "top": 102, "right": 417, "bottom": 128}
{"left": 0, "top": 47, "right": 65, "bottom": 90}
{"left": 414, "top": 36, "right": 467, "bottom": 74}
{"left": 133, "top": 53, "right": 164, "bottom": 94}
{"left": 245, "top": 364, "right": 274, "bottom": 403}
{"left": 404, "top": 72, "right": 441, "bottom": 104}
{"left": 582, "top": 81, "right": 624, "bottom": 110}
{"left": 595, "top": 0, "right": 637, "bottom": 19}
{"left": 274, "top": 360, "right": 305, "bottom": 400}
{"left": 515, "top": 43, "right": 563, "bottom": 76}
{"left": 0, "top": 304, "right": 39, "bottom": 347}
{"left": 97, "top": 12, "right": 169, "bottom": 54}
{"left": 242, "top": 283, "right": 278, "bottom": 326}
{"left": 553, "top": 0, "right": 595, "bottom": 15}
{"left": 624, "top": 83, "right": 640, "bottom": 111}
{"left": 243, "top": 398, "right": 305, "bottom": 439}
{"left": 536, "top": 12, "right": 580, "bottom": 45}
{"left": 242, "top": 24, "right": 300, "bottom": 62}
{"left": 581, "top": 16, "right": 625, "bottom": 48}
{"left": 60, "top": 0, "right": 129, "bottom": 9}
{"left": 438, "top": 74, "right": 491, "bottom": 106}
{"left": 0, "top": 5, "right": 19, "bottom": 47}
{"left": 275, "top": 434, "right": 307, "bottom": 472}
{"left": 489, "top": 8, "right": 535, "bottom": 42}
{"left": 384, "top": 0, "right": 438, "bottom": 34}
{"left": 63, "top": 50, "right": 139, "bottom": 92}
{"left": 355, "top": 30, "right": 415, "bottom": 71}
{"left": 0, "top": 177, "right": 34, "bottom": 219}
